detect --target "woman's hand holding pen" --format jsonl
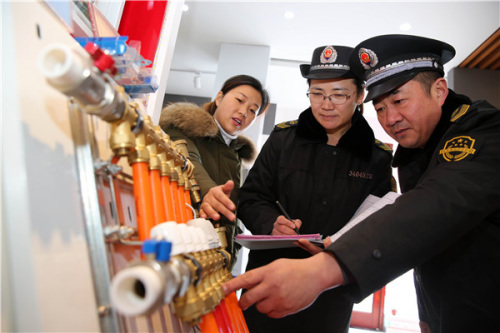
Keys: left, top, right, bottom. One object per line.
{"left": 272, "top": 215, "right": 302, "bottom": 235}
{"left": 274, "top": 201, "right": 301, "bottom": 235}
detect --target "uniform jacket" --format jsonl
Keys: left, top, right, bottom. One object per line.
{"left": 328, "top": 90, "right": 500, "bottom": 332}
{"left": 159, "top": 102, "right": 257, "bottom": 264}
{"left": 238, "top": 108, "right": 393, "bottom": 333}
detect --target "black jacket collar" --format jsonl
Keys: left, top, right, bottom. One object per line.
{"left": 295, "top": 107, "right": 375, "bottom": 160}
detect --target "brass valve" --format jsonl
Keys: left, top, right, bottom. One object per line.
{"left": 172, "top": 254, "right": 206, "bottom": 324}
{"left": 174, "top": 140, "right": 201, "bottom": 205}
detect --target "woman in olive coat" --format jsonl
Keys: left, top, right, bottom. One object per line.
{"left": 159, "top": 75, "right": 269, "bottom": 265}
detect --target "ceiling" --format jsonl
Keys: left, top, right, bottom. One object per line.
{"left": 168, "top": 0, "right": 499, "bottom": 98}
{"left": 459, "top": 27, "right": 500, "bottom": 70}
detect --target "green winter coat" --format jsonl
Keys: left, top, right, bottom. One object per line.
{"left": 159, "top": 102, "right": 257, "bottom": 266}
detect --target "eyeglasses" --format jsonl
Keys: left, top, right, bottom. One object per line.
{"left": 306, "top": 92, "right": 352, "bottom": 105}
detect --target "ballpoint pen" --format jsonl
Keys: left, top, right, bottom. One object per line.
{"left": 275, "top": 201, "right": 300, "bottom": 234}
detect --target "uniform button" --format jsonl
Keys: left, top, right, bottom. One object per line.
{"left": 322, "top": 200, "right": 327, "bottom": 205}
{"left": 333, "top": 151, "right": 337, "bottom": 155}
{"left": 372, "top": 249, "right": 382, "bottom": 259}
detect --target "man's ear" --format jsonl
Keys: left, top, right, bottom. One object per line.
{"left": 433, "top": 78, "right": 449, "bottom": 107}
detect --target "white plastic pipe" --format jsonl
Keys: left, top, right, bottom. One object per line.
{"left": 37, "top": 44, "right": 91, "bottom": 93}
{"left": 38, "top": 43, "right": 124, "bottom": 119}
{"left": 109, "top": 265, "right": 165, "bottom": 317}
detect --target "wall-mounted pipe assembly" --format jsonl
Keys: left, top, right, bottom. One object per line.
{"left": 38, "top": 42, "right": 246, "bottom": 332}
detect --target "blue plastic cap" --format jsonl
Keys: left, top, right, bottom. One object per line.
{"left": 142, "top": 240, "right": 159, "bottom": 255}
{"left": 156, "top": 240, "right": 172, "bottom": 262}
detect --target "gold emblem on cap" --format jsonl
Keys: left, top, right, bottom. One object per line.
{"left": 320, "top": 46, "right": 337, "bottom": 64}
{"left": 359, "top": 48, "right": 378, "bottom": 70}
{"left": 439, "top": 136, "right": 476, "bottom": 162}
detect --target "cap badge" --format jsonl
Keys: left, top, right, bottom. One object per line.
{"left": 359, "top": 48, "right": 378, "bottom": 70}
{"left": 320, "top": 46, "right": 337, "bottom": 64}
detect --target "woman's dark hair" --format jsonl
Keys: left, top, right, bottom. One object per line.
{"left": 203, "top": 74, "right": 270, "bottom": 116}
{"left": 307, "top": 76, "right": 365, "bottom": 114}
{"left": 353, "top": 77, "right": 365, "bottom": 115}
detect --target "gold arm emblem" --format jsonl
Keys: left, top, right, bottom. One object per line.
{"left": 439, "top": 136, "right": 476, "bottom": 162}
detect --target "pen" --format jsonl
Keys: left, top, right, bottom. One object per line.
{"left": 275, "top": 201, "right": 300, "bottom": 234}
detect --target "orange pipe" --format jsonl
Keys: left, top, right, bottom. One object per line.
{"left": 185, "top": 189, "right": 194, "bottom": 220}
{"left": 149, "top": 169, "right": 166, "bottom": 224}
{"left": 199, "top": 312, "right": 222, "bottom": 333}
{"left": 219, "top": 303, "right": 235, "bottom": 333}
{"left": 161, "top": 176, "right": 176, "bottom": 221}
{"left": 131, "top": 162, "right": 155, "bottom": 240}
{"left": 177, "top": 185, "right": 187, "bottom": 223}
{"left": 227, "top": 292, "right": 249, "bottom": 333}
{"left": 213, "top": 305, "right": 233, "bottom": 333}
{"left": 221, "top": 297, "right": 242, "bottom": 333}
{"left": 171, "top": 181, "right": 182, "bottom": 223}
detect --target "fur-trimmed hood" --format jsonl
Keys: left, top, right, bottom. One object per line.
{"left": 159, "top": 102, "right": 257, "bottom": 163}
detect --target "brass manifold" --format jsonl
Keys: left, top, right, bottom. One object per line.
{"left": 172, "top": 248, "right": 233, "bottom": 324}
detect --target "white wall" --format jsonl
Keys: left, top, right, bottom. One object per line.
{"left": 2, "top": 2, "right": 102, "bottom": 331}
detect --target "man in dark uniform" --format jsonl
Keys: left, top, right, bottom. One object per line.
{"left": 224, "top": 34, "right": 500, "bottom": 333}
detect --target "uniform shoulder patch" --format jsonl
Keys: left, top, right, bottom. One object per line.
{"left": 438, "top": 135, "right": 481, "bottom": 162}
{"left": 374, "top": 139, "right": 393, "bottom": 153}
{"left": 274, "top": 120, "right": 298, "bottom": 130}
{"left": 450, "top": 104, "right": 470, "bottom": 122}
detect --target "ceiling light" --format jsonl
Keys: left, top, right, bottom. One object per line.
{"left": 400, "top": 23, "right": 412, "bottom": 31}
{"left": 183, "top": 4, "right": 189, "bottom": 12}
{"left": 283, "top": 11, "right": 295, "bottom": 20}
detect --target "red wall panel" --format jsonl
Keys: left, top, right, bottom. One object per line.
{"left": 118, "top": 1, "right": 168, "bottom": 67}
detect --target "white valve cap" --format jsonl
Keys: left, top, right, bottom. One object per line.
{"left": 187, "top": 218, "right": 221, "bottom": 249}
{"left": 150, "top": 221, "right": 186, "bottom": 255}
{"left": 177, "top": 224, "right": 194, "bottom": 253}
{"left": 188, "top": 225, "right": 204, "bottom": 252}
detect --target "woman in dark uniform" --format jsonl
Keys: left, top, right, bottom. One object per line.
{"left": 237, "top": 45, "right": 394, "bottom": 333}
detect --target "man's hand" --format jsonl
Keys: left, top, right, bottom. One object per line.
{"left": 199, "top": 180, "right": 236, "bottom": 221}
{"left": 419, "top": 321, "right": 432, "bottom": 333}
{"left": 222, "top": 252, "right": 345, "bottom": 318}
{"left": 296, "top": 239, "right": 322, "bottom": 255}
{"left": 296, "top": 236, "right": 332, "bottom": 255}
{"left": 272, "top": 215, "right": 302, "bottom": 235}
